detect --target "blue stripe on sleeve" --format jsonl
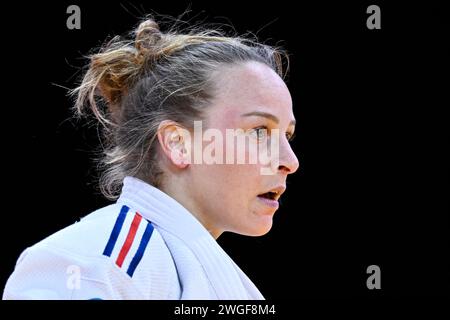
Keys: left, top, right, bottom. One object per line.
{"left": 103, "top": 205, "right": 129, "bottom": 257}
{"left": 126, "top": 221, "right": 154, "bottom": 277}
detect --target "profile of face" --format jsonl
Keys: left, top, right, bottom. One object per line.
{"left": 159, "top": 61, "right": 299, "bottom": 238}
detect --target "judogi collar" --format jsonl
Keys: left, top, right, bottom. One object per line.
{"left": 117, "top": 176, "right": 264, "bottom": 300}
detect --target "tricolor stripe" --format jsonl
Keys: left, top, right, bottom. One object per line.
{"left": 103, "top": 205, "right": 129, "bottom": 257}
{"left": 127, "top": 222, "right": 154, "bottom": 277}
{"left": 103, "top": 205, "right": 154, "bottom": 277}
{"left": 115, "top": 213, "right": 142, "bottom": 267}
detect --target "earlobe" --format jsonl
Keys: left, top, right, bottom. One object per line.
{"left": 157, "top": 121, "right": 191, "bottom": 169}
{"left": 169, "top": 136, "right": 189, "bottom": 168}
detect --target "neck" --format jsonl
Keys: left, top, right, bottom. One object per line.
{"left": 161, "top": 177, "right": 222, "bottom": 239}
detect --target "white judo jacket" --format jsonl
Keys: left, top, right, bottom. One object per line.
{"left": 3, "top": 177, "right": 264, "bottom": 300}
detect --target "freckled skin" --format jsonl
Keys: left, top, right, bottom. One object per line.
{"left": 164, "top": 61, "right": 299, "bottom": 238}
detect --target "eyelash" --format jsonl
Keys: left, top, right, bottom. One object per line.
{"left": 253, "top": 126, "right": 268, "bottom": 140}
{"left": 286, "top": 132, "right": 296, "bottom": 142}
{"left": 252, "top": 126, "right": 296, "bottom": 142}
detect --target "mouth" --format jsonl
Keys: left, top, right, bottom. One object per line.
{"left": 257, "top": 186, "right": 286, "bottom": 208}
{"left": 258, "top": 191, "right": 279, "bottom": 201}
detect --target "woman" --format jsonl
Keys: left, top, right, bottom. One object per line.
{"left": 3, "top": 17, "right": 299, "bottom": 299}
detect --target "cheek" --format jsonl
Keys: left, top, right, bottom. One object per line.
{"left": 213, "top": 163, "right": 252, "bottom": 186}
{"left": 198, "top": 163, "right": 260, "bottom": 200}
{"left": 220, "top": 164, "right": 262, "bottom": 203}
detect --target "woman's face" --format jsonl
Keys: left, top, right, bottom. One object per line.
{"left": 185, "top": 61, "right": 299, "bottom": 238}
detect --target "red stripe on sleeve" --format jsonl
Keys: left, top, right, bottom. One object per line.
{"left": 116, "top": 213, "right": 142, "bottom": 268}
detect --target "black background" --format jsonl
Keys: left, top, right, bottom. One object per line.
{"left": 0, "top": 0, "right": 448, "bottom": 301}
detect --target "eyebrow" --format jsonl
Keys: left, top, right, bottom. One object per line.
{"left": 241, "top": 111, "right": 296, "bottom": 126}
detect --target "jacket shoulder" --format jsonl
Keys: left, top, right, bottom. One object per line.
{"left": 4, "top": 204, "right": 180, "bottom": 299}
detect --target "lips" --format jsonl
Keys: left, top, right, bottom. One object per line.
{"left": 258, "top": 186, "right": 286, "bottom": 201}
{"left": 257, "top": 196, "right": 279, "bottom": 208}
{"left": 257, "top": 186, "right": 286, "bottom": 208}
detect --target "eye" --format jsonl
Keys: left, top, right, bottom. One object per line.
{"left": 250, "top": 126, "right": 269, "bottom": 141}
{"left": 286, "top": 131, "right": 296, "bottom": 142}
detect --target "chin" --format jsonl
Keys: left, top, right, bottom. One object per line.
{"left": 237, "top": 220, "right": 273, "bottom": 237}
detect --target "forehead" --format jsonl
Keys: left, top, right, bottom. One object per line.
{"left": 207, "top": 61, "right": 294, "bottom": 125}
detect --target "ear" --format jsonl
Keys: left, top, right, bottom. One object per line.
{"left": 156, "top": 120, "right": 191, "bottom": 169}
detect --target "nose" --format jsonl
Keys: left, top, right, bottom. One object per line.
{"left": 277, "top": 138, "right": 299, "bottom": 174}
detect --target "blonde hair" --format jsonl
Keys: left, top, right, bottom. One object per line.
{"left": 72, "top": 16, "right": 289, "bottom": 199}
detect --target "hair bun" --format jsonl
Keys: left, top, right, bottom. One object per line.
{"left": 135, "top": 19, "right": 162, "bottom": 53}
